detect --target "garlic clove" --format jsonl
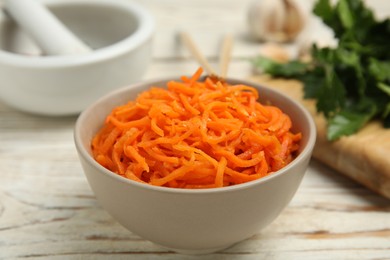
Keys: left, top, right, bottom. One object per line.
{"left": 263, "top": 0, "right": 287, "bottom": 41}
{"left": 259, "top": 43, "right": 291, "bottom": 63}
{"left": 248, "top": 0, "right": 285, "bottom": 41}
{"left": 283, "top": 0, "right": 305, "bottom": 41}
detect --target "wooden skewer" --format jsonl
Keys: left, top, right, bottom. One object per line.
{"left": 219, "top": 34, "right": 234, "bottom": 78}
{"left": 178, "top": 31, "right": 217, "bottom": 76}
{"left": 179, "top": 31, "right": 234, "bottom": 78}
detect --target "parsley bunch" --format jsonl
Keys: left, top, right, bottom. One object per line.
{"left": 252, "top": 0, "right": 390, "bottom": 140}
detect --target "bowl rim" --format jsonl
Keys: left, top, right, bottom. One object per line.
{"left": 74, "top": 76, "right": 317, "bottom": 194}
{"left": 0, "top": 0, "right": 155, "bottom": 68}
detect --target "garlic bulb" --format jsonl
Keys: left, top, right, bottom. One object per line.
{"left": 247, "top": 0, "right": 306, "bottom": 43}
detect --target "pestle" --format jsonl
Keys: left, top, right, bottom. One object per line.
{"left": 4, "top": 0, "right": 92, "bottom": 55}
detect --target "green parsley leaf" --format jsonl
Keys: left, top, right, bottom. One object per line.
{"left": 337, "top": 0, "right": 354, "bottom": 29}
{"left": 251, "top": 0, "right": 390, "bottom": 140}
{"left": 327, "top": 110, "right": 374, "bottom": 140}
{"left": 369, "top": 60, "right": 390, "bottom": 82}
{"left": 251, "top": 56, "right": 308, "bottom": 77}
{"left": 316, "top": 66, "right": 346, "bottom": 117}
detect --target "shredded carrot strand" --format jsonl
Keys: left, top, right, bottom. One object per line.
{"left": 91, "top": 68, "right": 301, "bottom": 189}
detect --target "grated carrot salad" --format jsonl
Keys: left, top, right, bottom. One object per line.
{"left": 91, "top": 68, "right": 301, "bottom": 189}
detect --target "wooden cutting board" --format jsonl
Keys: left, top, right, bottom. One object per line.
{"left": 248, "top": 75, "right": 390, "bottom": 199}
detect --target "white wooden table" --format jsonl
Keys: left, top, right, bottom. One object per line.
{"left": 1, "top": 0, "right": 390, "bottom": 259}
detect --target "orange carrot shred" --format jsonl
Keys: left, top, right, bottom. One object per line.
{"left": 91, "top": 68, "right": 301, "bottom": 189}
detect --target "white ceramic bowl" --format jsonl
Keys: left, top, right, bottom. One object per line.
{"left": 0, "top": 0, "right": 154, "bottom": 115}
{"left": 74, "top": 78, "right": 316, "bottom": 254}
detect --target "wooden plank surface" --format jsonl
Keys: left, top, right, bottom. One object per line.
{"left": 1, "top": 0, "right": 390, "bottom": 259}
